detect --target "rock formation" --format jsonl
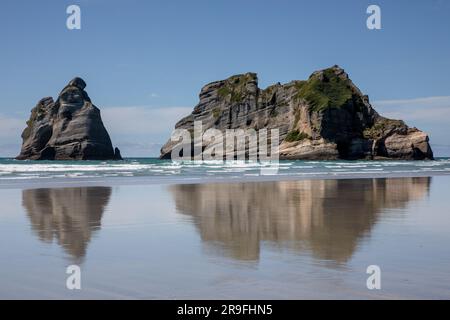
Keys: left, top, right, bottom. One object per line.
{"left": 16, "top": 77, "right": 122, "bottom": 160}
{"left": 160, "top": 66, "right": 433, "bottom": 160}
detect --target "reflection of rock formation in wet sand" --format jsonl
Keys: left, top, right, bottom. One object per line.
{"left": 170, "top": 178, "right": 431, "bottom": 263}
{"left": 22, "top": 187, "right": 111, "bottom": 261}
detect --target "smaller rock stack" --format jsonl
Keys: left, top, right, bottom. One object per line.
{"left": 16, "top": 77, "right": 122, "bottom": 160}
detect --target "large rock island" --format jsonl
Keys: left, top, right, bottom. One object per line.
{"left": 17, "top": 77, "right": 122, "bottom": 160}
{"left": 160, "top": 66, "right": 433, "bottom": 160}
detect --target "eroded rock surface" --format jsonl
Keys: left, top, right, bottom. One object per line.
{"left": 160, "top": 66, "right": 433, "bottom": 160}
{"left": 17, "top": 77, "right": 122, "bottom": 160}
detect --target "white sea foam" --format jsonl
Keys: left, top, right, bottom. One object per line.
{"left": 0, "top": 158, "right": 449, "bottom": 181}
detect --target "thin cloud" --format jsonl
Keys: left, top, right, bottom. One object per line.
{"left": 101, "top": 106, "right": 191, "bottom": 135}
{"left": 101, "top": 106, "right": 192, "bottom": 157}
{"left": 373, "top": 96, "right": 450, "bottom": 107}
{"left": 373, "top": 96, "right": 450, "bottom": 123}
{"left": 0, "top": 114, "right": 24, "bottom": 139}
{"left": 0, "top": 114, "right": 25, "bottom": 157}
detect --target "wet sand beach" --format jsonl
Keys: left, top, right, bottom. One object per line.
{"left": 0, "top": 176, "right": 449, "bottom": 299}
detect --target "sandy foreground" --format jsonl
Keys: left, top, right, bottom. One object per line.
{"left": 0, "top": 176, "right": 449, "bottom": 299}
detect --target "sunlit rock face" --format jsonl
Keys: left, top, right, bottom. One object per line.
{"left": 22, "top": 187, "right": 111, "bottom": 261}
{"left": 170, "top": 178, "right": 431, "bottom": 263}
{"left": 160, "top": 66, "right": 433, "bottom": 160}
{"left": 16, "top": 77, "right": 122, "bottom": 160}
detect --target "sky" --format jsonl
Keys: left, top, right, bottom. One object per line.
{"left": 1, "top": 0, "right": 450, "bottom": 157}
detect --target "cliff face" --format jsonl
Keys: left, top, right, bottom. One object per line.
{"left": 16, "top": 78, "right": 122, "bottom": 160}
{"left": 160, "top": 66, "right": 433, "bottom": 160}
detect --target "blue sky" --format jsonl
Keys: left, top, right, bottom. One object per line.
{"left": 1, "top": 0, "right": 450, "bottom": 156}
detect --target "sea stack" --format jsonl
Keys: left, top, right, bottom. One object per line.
{"left": 16, "top": 77, "right": 122, "bottom": 160}
{"left": 160, "top": 66, "right": 433, "bottom": 160}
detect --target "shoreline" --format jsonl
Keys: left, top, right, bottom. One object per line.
{"left": 0, "top": 170, "right": 449, "bottom": 190}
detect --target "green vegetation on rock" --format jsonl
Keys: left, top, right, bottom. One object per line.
{"left": 294, "top": 68, "right": 353, "bottom": 112}
{"left": 212, "top": 108, "right": 221, "bottom": 118}
{"left": 285, "top": 130, "right": 310, "bottom": 142}
{"left": 217, "top": 73, "right": 255, "bottom": 103}
{"left": 217, "top": 86, "right": 231, "bottom": 97}
{"left": 217, "top": 85, "right": 243, "bottom": 103}
{"left": 22, "top": 107, "right": 42, "bottom": 140}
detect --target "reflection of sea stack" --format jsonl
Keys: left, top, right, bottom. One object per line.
{"left": 22, "top": 187, "right": 111, "bottom": 261}
{"left": 170, "top": 178, "right": 431, "bottom": 263}
{"left": 16, "top": 77, "right": 122, "bottom": 160}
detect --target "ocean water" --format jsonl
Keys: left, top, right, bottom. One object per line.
{"left": 1, "top": 158, "right": 450, "bottom": 184}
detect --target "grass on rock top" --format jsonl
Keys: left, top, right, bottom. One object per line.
{"left": 285, "top": 130, "right": 310, "bottom": 142}
{"left": 216, "top": 68, "right": 354, "bottom": 112}
{"left": 294, "top": 68, "right": 353, "bottom": 112}
{"left": 217, "top": 73, "right": 256, "bottom": 103}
